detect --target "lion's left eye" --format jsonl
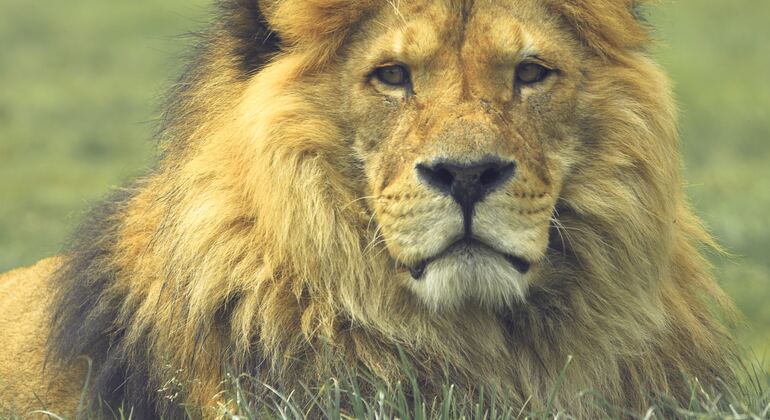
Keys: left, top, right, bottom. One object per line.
{"left": 516, "top": 63, "right": 552, "bottom": 85}
{"left": 373, "top": 65, "right": 411, "bottom": 87}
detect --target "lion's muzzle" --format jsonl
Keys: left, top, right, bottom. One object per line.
{"left": 416, "top": 157, "right": 516, "bottom": 233}
{"left": 372, "top": 113, "right": 555, "bottom": 310}
{"left": 408, "top": 157, "right": 532, "bottom": 280}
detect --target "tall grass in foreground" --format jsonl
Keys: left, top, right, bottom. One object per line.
{"left": 9, "top": 355, "right": 768, "bottom": 420}
{"left": 216, "top": 360, "right": 769, "bottom": 419}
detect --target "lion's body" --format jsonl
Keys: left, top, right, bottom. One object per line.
{"left": 0, "top": 259, "right": 84, "bottom": 417}
{"left": 0, "top": 0, "right": 736, "bottom": 417}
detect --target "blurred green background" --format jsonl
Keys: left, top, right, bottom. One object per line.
{"left": 0, "top": 1, "right": 768, "bottom": 367}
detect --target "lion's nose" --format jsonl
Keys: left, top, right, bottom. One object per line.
{"left": 416, "top": 158, "right": 516, "bottom": 213}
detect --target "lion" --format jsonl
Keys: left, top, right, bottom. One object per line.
{"left": 0, "top": 0, "right": 736, "bottom": 417}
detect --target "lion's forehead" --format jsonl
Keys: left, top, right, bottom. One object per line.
{"left": 368, "top": 0, "right": 564, "bottom": 63}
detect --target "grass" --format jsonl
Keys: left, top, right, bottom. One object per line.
{"left": 212, "top": 356, "right": 770, "bottom": 419}
{"left": 0, "top": 0, "right": 768, "bottom": 417}
{"left": 4, "top": 355, "right": 770, "bottom": 419}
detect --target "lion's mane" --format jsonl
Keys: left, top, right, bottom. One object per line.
{"left": 48, "top": 0, "right": 735, "bottom": 417}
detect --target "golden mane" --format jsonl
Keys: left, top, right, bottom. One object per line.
{"left": 36, "top": 0, "right": 736, "bottom": 417}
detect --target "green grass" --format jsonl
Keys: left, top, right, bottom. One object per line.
{"left": 0, "top": 0, "right": 769, "bottom": 417}
{"left": 4, "top": 356, "right": 770, "bottom": 419}
{"left": 208, "top": 358, "right": 770, "bottom": 419}
{"left": 0, "top": 0, "right": 209, "bottom": 270}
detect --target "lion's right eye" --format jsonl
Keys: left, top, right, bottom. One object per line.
{"left": 373, "top": 65, "right": 411, "bottom": 87}
{"left": 516, "top": 62, "right": 552, "bottom": 85}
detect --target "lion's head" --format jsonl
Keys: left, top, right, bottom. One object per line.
{"left": 343, "top": 1, "right": 586, "bottom": 310}
{"left": 48, "top": 0, "right": 734, "bottom": 416}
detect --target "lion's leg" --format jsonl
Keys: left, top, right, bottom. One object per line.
{"left": 0, "top": 258, "right": 85, "bottom": 418}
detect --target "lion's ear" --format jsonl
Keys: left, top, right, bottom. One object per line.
{"left": 248, "top": 0, "right": 373, "bottom": 69}
{"left": 260, "top": 0, "right": 372, "bottom": 50}
{"left": 549, "top": 0, "right": 653, "bottom": 59}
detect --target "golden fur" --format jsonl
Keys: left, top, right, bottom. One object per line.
{"left": 0, "top": 0, "right": 736, "bottom": 417}
{"left": 0, "top": 259, "right": 86, "bottom": 418}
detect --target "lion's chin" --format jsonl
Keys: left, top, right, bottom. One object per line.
{"left": 405, "top": 240, "right": 530, "bottom": 312}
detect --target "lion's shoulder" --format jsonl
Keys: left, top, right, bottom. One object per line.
{"left": 0, "top": 257, "right": 62, "bottom": 298}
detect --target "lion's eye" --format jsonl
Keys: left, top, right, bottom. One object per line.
{"left": 516, "top": 63, "right": 551, "bottom": 85}
{"left": 373, "top": 65, "right": 411, "bottom": 87}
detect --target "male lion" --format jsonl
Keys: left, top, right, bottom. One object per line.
{"left": 0, "top": 0, "right": 736, "bottom": 417}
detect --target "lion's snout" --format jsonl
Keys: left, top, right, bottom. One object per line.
{"left": 415, "top": 157, "right": 516, "bottom": 232}
{"left": 371, "top": 150, "right": 557, "bottom": 309}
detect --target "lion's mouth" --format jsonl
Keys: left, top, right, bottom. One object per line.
{"left": 408, "top": 238, "right": 531, "bottom": 280}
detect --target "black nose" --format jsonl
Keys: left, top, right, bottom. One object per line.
{"left": 416, "top": 158, "right": 516, "bottom": 215}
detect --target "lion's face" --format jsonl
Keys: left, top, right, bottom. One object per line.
{"left": 338, "top": 0, "right": 585, "bottom": 310}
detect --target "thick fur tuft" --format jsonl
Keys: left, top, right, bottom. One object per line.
{"left": 48, "top": 185, "right": 164, "bottom": 418}
{"left": 548, "top": 0, "right": 654, "bottom": 59}
{"left": 221, "top": 0, "right": 282, "bottom": 75}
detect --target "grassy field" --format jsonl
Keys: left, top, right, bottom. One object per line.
{"left": 0, "top": 0, "right": 768, "bottom": 417}
{"left": 651, "top": 1, "right": 770, "bottom": 361}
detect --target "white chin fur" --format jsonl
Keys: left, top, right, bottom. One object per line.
{"left": 407, "top": 247, "right": 528, "bottom": 312}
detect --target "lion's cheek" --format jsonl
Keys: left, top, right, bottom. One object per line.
{"left": 374, "top": 196, "right": 463, "bottom": 266}
{"left": 473, "top": 195, "right": 554, "bottom": 265}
